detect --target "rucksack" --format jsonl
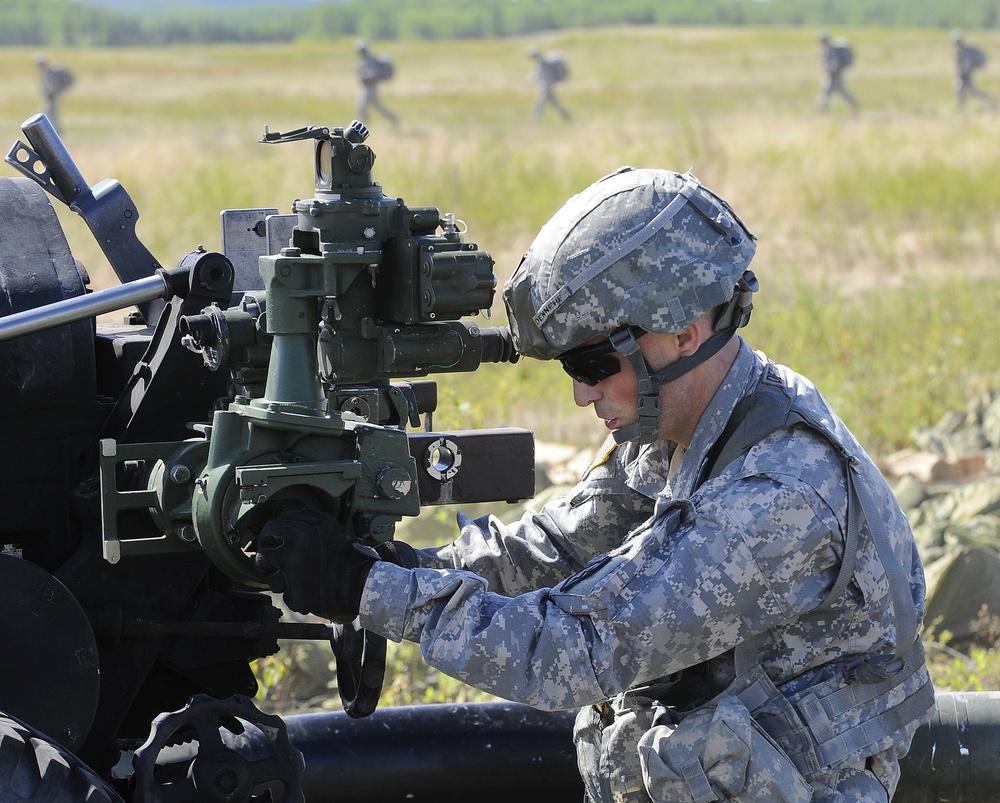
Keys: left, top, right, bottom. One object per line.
{"left": 45, "top": 66, "right": 74, "bottom": 94}
{"left": 371, "top": 55, "right": 394, "bottom": 81}
{"left": 968, "top": 46, "right": 987, "bottom": 69}
{"left": 833, "top": 43, "right": 854, "bottom": 68}
{"left": 546, "top": 54, "right": 569, "bottom": 82}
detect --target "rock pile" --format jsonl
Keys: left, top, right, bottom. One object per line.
{"left": 882, "top": 390, "right": 1000, "bottom": 651}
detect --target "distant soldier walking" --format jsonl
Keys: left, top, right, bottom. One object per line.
{"left": 527, "top": 47, "right": 571, "bottom": 121}
{"left": 34, "top": 54, "right": 74, "bottom": 134}
{"left": 355, "top": 40, "right": 399, "bottom": 127}
{"left": 952, "top": 31, "right": 993, "bottom": 110}
{"left": 817, "top": 32, "right": 858, "bottom": 112}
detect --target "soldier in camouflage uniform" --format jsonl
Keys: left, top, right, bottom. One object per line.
{"left": 528, "top": 46, "right": 571, "bottom": 121}
{"left": 259, "top": 168, "right": 934, "bottom": 802}
{"left": 355, "top": 39, "right": 399, "bottom": 127}
{"left": 952, "top": 31, "right": 994, "bottom": 110}
{"left": 817, "top": 32, "right": 859, "bottom": 112}
{"left": 34, "top": 53, "right": 74, "bottom": 135}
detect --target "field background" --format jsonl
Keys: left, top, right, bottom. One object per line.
{"left": 3, "top": 25, "right": 1000, "bottom": 457}
{"left": 4, "top": 23, "right": 1000, "bottom": 707}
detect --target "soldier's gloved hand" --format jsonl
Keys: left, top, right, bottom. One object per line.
{"left": 255, "top": 508, "right": 380, "bottom": 620}
{"left": 374, "top": 539, "right": 419, "bottom": 569}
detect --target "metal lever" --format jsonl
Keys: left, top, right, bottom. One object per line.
{"left": 5, "top": 114, "right": 165, "bottom": 323}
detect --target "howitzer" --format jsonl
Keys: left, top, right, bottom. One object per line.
{"left": 0, "top": 114, "right": 532, "bottom": 801}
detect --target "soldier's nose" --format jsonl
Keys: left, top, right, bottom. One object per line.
{"left": 573, "top": 380, "right": 601, "bottom": 407}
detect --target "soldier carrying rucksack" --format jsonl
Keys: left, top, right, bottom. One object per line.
{"left": 34, "top": 53, "right": 74, "bottom": 135}
{"left": 355, "top": 39, "right": 399, "bottom": 127}
{"left": 952, "top": 31, "right": 994, "bottom": 110}
{"left": 817, "top": 32, "right": 859, "bottom": 112}
{"left": 528, "top": 47, "right": 571, "bottom": 122}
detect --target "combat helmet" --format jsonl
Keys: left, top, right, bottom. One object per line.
{"left": 502, "top": 167, "right": 758, "bottom": 443}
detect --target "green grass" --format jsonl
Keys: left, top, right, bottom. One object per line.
{"left": 4, "top": 25, "right": 1000, "bottom": 453}
{"left": 5, "top": 26, "right": 1000, "bottom": 458}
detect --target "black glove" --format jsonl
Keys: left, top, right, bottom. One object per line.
{"left": 374, "top": 538, "right": 419, "bottom": 569}
{"left": 255, "top": 508, "right": 380, "bottom": 621}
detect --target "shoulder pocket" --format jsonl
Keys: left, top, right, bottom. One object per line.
{"left": 566, "top": 476, "right": 623, "bottom": 508}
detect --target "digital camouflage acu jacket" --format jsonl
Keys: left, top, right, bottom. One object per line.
{"left": 359, "top": 339, "right": 933, "bottom": 799}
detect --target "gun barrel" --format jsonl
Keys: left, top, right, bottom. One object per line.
{"left": 0, "top": 272, "right": 170, "bottom": 343}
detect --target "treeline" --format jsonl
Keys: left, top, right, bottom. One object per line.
{"left": 1, "top": 0, "right": 997, "bottom": 48}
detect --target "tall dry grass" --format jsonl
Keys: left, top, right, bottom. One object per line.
{"left": 2, "top": 26, "right": 1000, "bottom": 453}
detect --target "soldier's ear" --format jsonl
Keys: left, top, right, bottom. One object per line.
{"left": 675, "top": 319, "right": 708, "bottom": 357}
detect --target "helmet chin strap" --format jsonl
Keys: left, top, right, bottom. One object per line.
{"left": 608, "top": 325, "right": 737, "bottom": 445}
{"left": 605, "top": 270, "right": 757, "bottom": 445}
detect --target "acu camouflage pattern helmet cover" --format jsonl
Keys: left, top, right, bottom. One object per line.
{"left": 502, "top": 167, "right": 757, "bottom": 360}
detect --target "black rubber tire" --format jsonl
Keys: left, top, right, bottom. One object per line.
{"left": 0, "top": 712, "right": 125, "bottom": 803}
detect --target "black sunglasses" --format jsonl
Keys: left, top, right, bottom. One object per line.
{"left": 558, "top": 327, "right": 645, "bottom": 386}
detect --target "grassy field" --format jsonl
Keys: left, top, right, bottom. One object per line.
{"left": 3, "top": 25, "right": 1000, "bottom": 460}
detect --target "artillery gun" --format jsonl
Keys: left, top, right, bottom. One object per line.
{"left": 0, "top": 114, "right": 997, "bottom": 803}
{"left": 0, "top": 114, "right": 546, "bottom": 802}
